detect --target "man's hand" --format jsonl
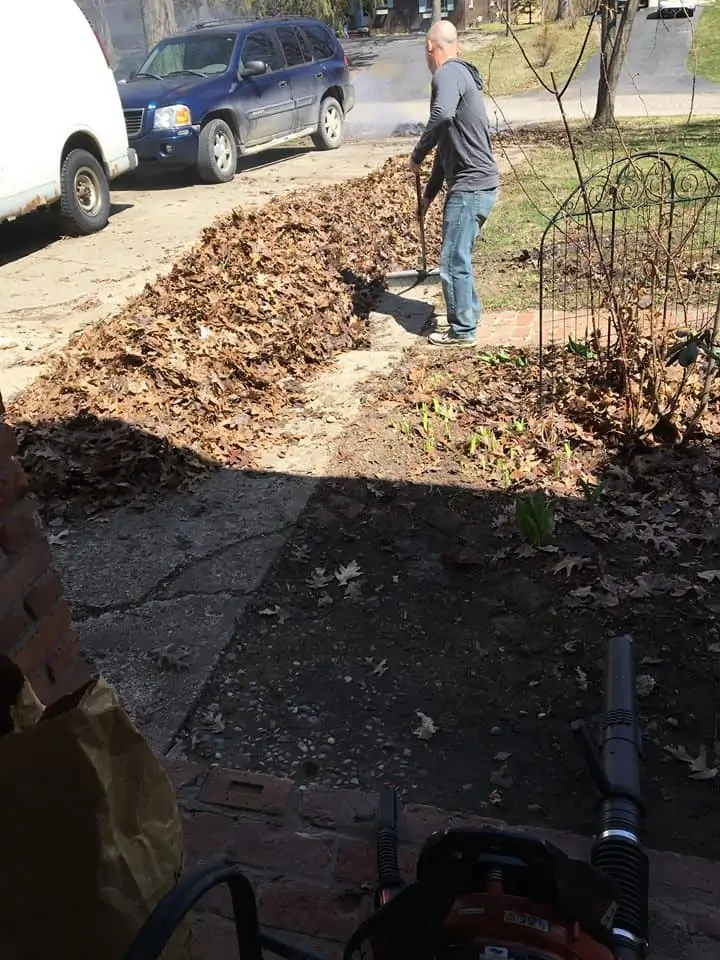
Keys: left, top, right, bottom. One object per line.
{"left": 408, "top": 156, "right": 421, "bottom": 174}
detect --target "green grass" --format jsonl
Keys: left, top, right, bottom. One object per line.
{"left": 463, "top": 20, "right": 599, "bottom": 97}
{"left": 473, "top": 118, "right": 720, "bottom": 310}
{"left": 688, "top": 2, "right": 720, "bottom": 82}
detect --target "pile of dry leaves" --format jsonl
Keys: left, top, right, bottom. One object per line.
{"left": 8, "top": 157, "right": 441, "bottom": 514}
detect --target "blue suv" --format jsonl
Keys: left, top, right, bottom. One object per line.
{"left": 118, "top": 16, "right": 355, "bottom": 183}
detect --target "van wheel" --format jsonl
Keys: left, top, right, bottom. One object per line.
{"left": 312, "top": 97, "right": 344, "bottom": 151}
{"left": 198, "top": 119, "right": 237, "bottom": 183}
{"left": 59, "top": 149, "right": 111, "bottom": 236}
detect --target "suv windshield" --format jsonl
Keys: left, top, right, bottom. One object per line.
{"left": 138, "top": 33, "right": 236, "bottom": 78}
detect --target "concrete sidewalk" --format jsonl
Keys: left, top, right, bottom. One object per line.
{"left": 346, "top": 92, "right": 720, "bottom": 139}
{"left": 167, "top": 762, "right": 720, "bottom": 960}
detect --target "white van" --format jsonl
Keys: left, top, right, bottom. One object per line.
{"left": 0, "top": 0, "right": 138, "bottom": 236}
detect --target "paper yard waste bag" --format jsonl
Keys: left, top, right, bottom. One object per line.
{"left": 0, "top": 655, "right": 190, "bottom": 960}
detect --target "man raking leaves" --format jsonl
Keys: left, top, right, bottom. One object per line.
{"left": 409, "top": 20, "right": 499, "bottom": 347}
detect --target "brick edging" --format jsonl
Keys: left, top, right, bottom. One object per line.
{"left": 0, "top": 413, "right": 89, "bottom": 702}
{"left": 168, "top": 761, "right": 720, "bottom": 955}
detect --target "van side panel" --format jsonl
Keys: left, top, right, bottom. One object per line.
{"left": 0, "top": 0, "right": 134, "bottom": 224}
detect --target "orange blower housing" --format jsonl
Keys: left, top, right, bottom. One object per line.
{"left": 443, "top": 889, "right": 615, "bottom": 960}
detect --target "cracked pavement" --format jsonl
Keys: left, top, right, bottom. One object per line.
{"left": 50, "top": 299, "right": 433, "bottom": 752}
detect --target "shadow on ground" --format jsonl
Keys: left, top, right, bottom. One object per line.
{"left": 0, "top": 202, "right": 134, "bottom": 267}
{"left": 12, "top": 399, "right": 720, "bottom": 862}
{"left": 111, "top": 145, "right": 314, "bottom": 193}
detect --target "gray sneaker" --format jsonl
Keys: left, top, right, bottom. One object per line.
{"left": 427, "top": 330, "right": 476, "bottom": 347}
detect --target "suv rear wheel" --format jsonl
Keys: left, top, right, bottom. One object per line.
{"left": 198, "top": 118, "right": 237, "bottom": 183}
{"left": 59, "top": 149, "right": 111, "bottom": 236}
{"left": 312, "top": 96, "right": 344, "bottom": 151}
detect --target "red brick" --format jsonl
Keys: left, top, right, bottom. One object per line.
{"left": 299, "top": 787, "right": 376, "bottom": 829}
{"left": 191, "top": 913, "right": 243, "bottom": 960}
{"left": 0, "top": 500, "right": 40, "bottom": 554}
{"left": 10, "top": 601, "right": 71, "bottom": 678}
{"left": 199, "top": 768, "right": 293, "bottom": 816}
{"left": 23, "top": 570, "right": 63, "bottom": 619}
{"left": 400, "top": 803, "right": 506, "bottom": 846}
{"left": 183, "top": 811, "right": 235, "bottom": 864}
{"left": 164, "top": 759, "right": 206, "bottom": 792}
{"left": 260, "top": 879, "right": 370, "bottom": 941}
{"left": 649, "top": 848, "right": 720, "bottom": 908}
{"left": 334, "top": 837, "right": 417, "bottom": 887}
{"left": 228, "top": 820, "right": 333, "bottom": 874}
{"left": 687, "top": 912, "right": 720, "bottom": 941}
{"left": 196, "top": 865, "right": 267, "bottom": 919}
{"left": 0, "top": 423, "right": 17, "bottom": 459}
{"left": 44, "top": 629, "right": 86, "bottom": 688}
{"left": 20, "top": 629, "right": 88, "bottom": 704}
{"left": 0, "top": 458, "right": 29, "bottom": 512}
{"left": 0, "top": 603, "right": 32, "bottom": 655}
{"left": 0, "top": 539, "right": 51, "bottom": 615}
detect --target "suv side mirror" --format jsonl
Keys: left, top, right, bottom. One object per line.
{"left": 239, "top": 60, "right": 267, "bottom": 78}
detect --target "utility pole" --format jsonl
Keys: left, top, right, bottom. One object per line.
{"left": 505, "top": 0, "right": 510, "bottom": 35}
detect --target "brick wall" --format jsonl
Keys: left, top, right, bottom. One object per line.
{"left": 0, "top": 396, "right": 88, "bottom": 703}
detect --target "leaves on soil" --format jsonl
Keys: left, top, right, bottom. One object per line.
{"left": 7, "top": 157, "right": 441, "bottom": 516}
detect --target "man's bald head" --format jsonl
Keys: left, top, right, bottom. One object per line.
{"left": 425, "top": 19, "right": 460, "bottom": 73}
{"left": 427, "top": 19, "right": 458, "bottom": 46}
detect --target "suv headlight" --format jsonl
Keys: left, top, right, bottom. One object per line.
{"left": 153, "top": 104, "right": 192, "bottom": 130}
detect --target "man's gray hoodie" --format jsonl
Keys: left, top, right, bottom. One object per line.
{"left": 411, "top": 58, "right": 499, "bottom": 203}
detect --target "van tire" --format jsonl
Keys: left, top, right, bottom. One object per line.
{"left": 312, "top": 96, "right": 344, "bottom": 151}
{"left": 59, "top": 149, "right": 111, "bottom": 236}
{"left": 198, "top": 119, "right": 237, "bottom": 183}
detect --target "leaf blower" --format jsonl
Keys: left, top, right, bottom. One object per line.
{"left": 123, "top": 635, "right": 648, "bottom": 960}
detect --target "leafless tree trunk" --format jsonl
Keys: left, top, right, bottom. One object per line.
{"left": 555, "top": 0, "right": 570, "bottom": 20}
{"left": 432, "top": 0, "right": 443, "bottom": 22}
{"left": 77, "top": 0, "right": 117, "bottom": 62}
{"left": 141, "top": 0, "right": 178, "bottom": 50}
{"left": 593, "top": 0, "right": 640, "bottom": 127}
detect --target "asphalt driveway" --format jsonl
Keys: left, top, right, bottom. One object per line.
{"left": 568, "top": 7, "right": 717, "bottom": 101}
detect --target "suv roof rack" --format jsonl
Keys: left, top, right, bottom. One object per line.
{"left": 193, "top": 17, "right": 256, "bottom": 28}
{"left": 192, "top": 14, "right": 314, "bottom": 29}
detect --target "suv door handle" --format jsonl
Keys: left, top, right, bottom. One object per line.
{"left": 315, "top": 72, "right": 323, "bottom": 79}
{"left": 278, "top": 80, "right": 288, "bottom": 87}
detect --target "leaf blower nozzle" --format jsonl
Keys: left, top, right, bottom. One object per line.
{"left": 587, "top": 635, "right": 650, "bottom": 960}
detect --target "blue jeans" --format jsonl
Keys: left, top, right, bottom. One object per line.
{"left": 440, "top": 188, "right": 498, "bottom": 340}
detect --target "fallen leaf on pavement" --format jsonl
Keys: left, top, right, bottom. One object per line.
{"left": 335, "top": 560, "right": 362, "bottom": 585}
{"left": 553, "top": 555, "right": 590, "bottom": 578}
{"left": 307, "top": 568, "right": 333, "bottom": 589}
{"left": 698, "top": 570, "right": 720, "bottom": 582}
{"left": 665, "top": 743, "right": 718, "bottom": 779}
{"left": 413, "top": 711, "right": 438, "bottom": 740}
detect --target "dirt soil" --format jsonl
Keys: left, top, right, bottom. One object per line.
{"left": 182, "top": 346, "right": 720, "bottom": 862}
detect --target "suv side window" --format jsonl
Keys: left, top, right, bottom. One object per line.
{"left": 240, "top": 29, "right": 284, "bottom": 72}
{"left": 277, "top": 26, "right": 307, "bottom": 67}
{"left": 301, "top": 23, "right": 336, "bottom": 61}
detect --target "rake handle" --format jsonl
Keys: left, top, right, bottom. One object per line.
{"left": 415, "top": 170, "right": 428, "bottom": 274}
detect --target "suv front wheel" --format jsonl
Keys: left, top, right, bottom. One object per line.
{"left": 198, "top": 118, "right": 238, "bottom": 183}
{"left": 312, "top": 96, "right": 344, "bottom": 151}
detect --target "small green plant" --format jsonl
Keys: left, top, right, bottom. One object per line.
{"left": 567, "top": 336, "right": 596, "bottom": 360}
{"left": 498, "top": 458, "right": 512, "bottom": 489}
{"left": 420, "top": 402, "right": 431, "bottom": 435}
{"left": 398, "top": 420, "right": 413, "bottom": 437}
{"left": 476, "top": 349, "right": 528, "bottom": 368}
{"left": 515, "top": 492, "right": 555, "bottom": 547}
{"left": 512, "top": 418, "right": 527, "bottom": 435}
{"left": 578, "top": 478, "right": 606, "bottom": 505}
